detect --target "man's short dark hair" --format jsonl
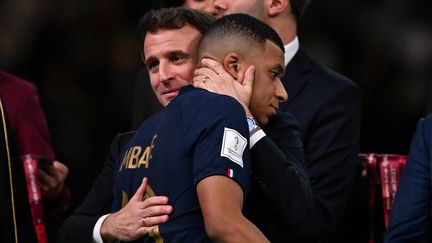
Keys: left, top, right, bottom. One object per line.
{"left": 201, "top": 13, "right": 285, "bottom": 54}
{"left": 138, "top": 7, "right": 215, "bottom": 60}
{"left": 290, "top": 0, "right": 311, "bottom": 21}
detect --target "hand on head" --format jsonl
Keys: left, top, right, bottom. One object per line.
{"left": 193, "top": 58, "right": 255, "bottom": 116}
{"left": 100, "top": 178, "right": 173, "bottom": 242}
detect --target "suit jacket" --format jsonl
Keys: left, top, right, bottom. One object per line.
{"left": 58, "top": 113, "right": 314, "bottom": 242}
{"left": 384, "top": 115, "right": 432, "bottom": 242}
{"left": 245, "top": 112, "right": 313, "bottom": 242}
{"left": 248, "top": 48, "right": 361, "bottom": 242}
{"left": 57, "top": 131, "right": 134, "bottom": 242}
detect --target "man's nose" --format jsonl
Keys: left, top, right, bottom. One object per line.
{"left": 206, "top": 4, "right": 221, "bottom": 17}
{"left": 158, "top": 62, "right": 174, "bottom": 84}
{"left": 214, "top": 0, "right": 227, "bottom": 16}
{"left": 275, "top": 80, "right": 288, "bottom": 102}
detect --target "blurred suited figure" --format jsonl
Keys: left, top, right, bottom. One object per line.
{"left": 0, "top": 70, "right": 69, "bottom": 242}
{"left": 385, "top": 114, "right": 432, "bottom": 242}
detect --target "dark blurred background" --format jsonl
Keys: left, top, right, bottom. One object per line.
{"left": 1, "top": 0, "right": 431, "bottom": 229}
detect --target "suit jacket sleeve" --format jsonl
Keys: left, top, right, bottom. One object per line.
{"left": 57, "top": 132, "right": 133, "bottom": 242}
{"left": 250, "top": 112, "right": 313, "bottom": 229}
{"left": 385, "top": 116, "right": 432, "bottom": 242}
{"left": 300, "top": 81, "right": 361, "bottom": 241}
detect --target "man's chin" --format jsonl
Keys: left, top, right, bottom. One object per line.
{"left": 161, "top": 92, "right": 180, "bottom": 106}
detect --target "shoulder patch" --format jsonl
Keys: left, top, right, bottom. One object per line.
{"left": 220, "top": 127, "right": 247, "bottom": 168}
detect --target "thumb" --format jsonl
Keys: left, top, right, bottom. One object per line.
{"left": 132, "top": 177, "right": 148, "bottom": 201}
{"left": 243, "top": 65, "right": 255, "bottom": 89}
{"left": 53, "top": 161, "right": 69, "bottom": 177}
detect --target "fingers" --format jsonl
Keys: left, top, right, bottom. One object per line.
{"left": 195, "top": 59, "right": 230, "bottom": 80}
{"left": 141, "top": 195, "right": 170, "bottom": 208}
{"left": 38, "top": 168, "right": 63, "bottom": 199}
{"left": 243, "top": 65, "right": 255, "bottom": 88}
{"left": 141, "top": 203, "right": 173, "bottom": 219}
{"left": 102, "top": 178, "right": 173, "bottom": 241}
{"left": 141, "top": 214, "right": 170, "bottom": 228}
{"left": 139, "top": 196, "right": 173, "bottom": 223}
{"left": 53, "top": 161, "right": 69, "bottom": 179}
{"left": 38, "top": 168, "right": 56, "bottom": 188}
{"left": 131, "top": 177, "right": 148, "bottom": 201}
{"left": 192, "top": 75, "right": 209, "bottom": 90}
{"left": 132, "top": 178, "right": 173, "bottom": 215}
{"left": 201, "top": 58, "right": 224, "bottom": 75}
{"left": 194, "top": 68, "right": 218, "bottom": 82}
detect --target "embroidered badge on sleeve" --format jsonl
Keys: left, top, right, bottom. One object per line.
{"left": 220, "top": 127, "right": 247, "bottom": 168}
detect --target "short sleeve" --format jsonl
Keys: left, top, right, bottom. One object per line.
{"left": 185, "top": 95, "right": 251, "bottom": 195}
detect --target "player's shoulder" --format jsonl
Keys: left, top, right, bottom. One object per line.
{"left": 176, "top": 86, "right": 244, "bottom": 114}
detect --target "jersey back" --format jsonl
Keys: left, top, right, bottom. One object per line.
{"left": 112, "top": 86, "right": 251, "bottom": 242}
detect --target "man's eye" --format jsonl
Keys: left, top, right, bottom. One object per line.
{"left": 172, "top": 55, "right": 186, "bottom": 63}
{"left": 147, "top": 61, "right": 159, "bottom": 71}
{"left": 270, "top": 71, "right": 278, "bottom": 79}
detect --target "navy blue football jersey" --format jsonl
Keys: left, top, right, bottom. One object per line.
{"left": 112, "top": 86, "right": 251, "bottom": 242}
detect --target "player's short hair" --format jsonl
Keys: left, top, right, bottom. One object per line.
{"left": 138, "top": 7, "right": 215, "bottom": 60}
{"left": 201, "top": 13, "right": 284, "bottom": 54}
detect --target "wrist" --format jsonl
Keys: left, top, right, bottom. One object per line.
{"left": 100, "top": 215, "right": 117, "bottom": 243}
{"left": 242, "top": 105, "right": 252, "bottom": 117}
{"left": 246, "top": 116, "right": 261, "bottom": 135}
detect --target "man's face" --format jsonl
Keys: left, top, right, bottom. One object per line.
{"left": 248, "top": 40, "right": 287, "bottom": 125}
{"left": 144, "top": 25, "right": 202, "bottom": 106}
{"left": 214, "top": 0, "right": 265, "bottom": 19}
{"left": 184, "top": 0, "right": 219, "bottom": 16}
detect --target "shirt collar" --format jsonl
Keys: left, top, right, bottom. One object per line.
{"left": 284, "top": 36, "right": 299, "bottom": 67}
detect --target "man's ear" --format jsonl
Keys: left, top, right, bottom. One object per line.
{"left": 265, "top": 0, "right": 289, "bottom": 17}
{"left": 222, "top": 52, "right": 242, "bottom": 81}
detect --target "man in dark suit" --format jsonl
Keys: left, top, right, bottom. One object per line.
{"left": 384, "top": 114, "right": 432, "bottom": 242}
{"left": 59, "top": 7, "right": 313, "bottom": 242}
{"left": 205, "top": 0, "right": 361, "bottom": 242}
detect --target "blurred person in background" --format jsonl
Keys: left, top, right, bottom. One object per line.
{"left": 1, "top": 95, "right": 38, "bottom": 243}
{"left": 384, "top": 114, "right": 432, "bottom": 242}
{"left": 0, "top": 70, "right": 69, "bottom": 243}
{"left": 207, "top": 0, "right": 361, "bottom": 242}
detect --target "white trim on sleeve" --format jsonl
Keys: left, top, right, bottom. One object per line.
{"left": 249, "top": 129, "right": 266, "bottom": 148}
{"left": 92, "top": 214, "right": 110, "bottom": 243}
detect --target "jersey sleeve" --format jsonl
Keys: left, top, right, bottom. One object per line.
{"left": 185, "top": 95, "right": 251, "bottom": 195}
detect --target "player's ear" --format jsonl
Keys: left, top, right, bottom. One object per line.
{"left": 265, "top": 0, "right": 289, "bottom": 17}
{"left": 222, "top": 52, "right": 242, "bottom": 81}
